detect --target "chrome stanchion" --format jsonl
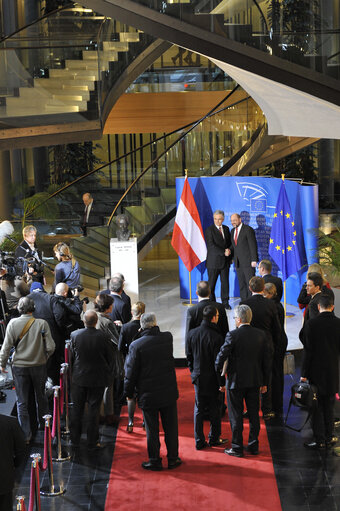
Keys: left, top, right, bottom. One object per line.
{"left": 60, "top": 363, "right": 70, "bottom": 436}
{"left": 65, "top": 340, "right": 73, "bottom": 405}
{"left": 30, "top": 454, "right": 42, "bottom": 511}
{"left": 40, "top": 414, "right": 66, "bottom": 496}
{"left": 16, "top": 495, "right": 26, "bottom": 510}
{"left": 51, "top": 386, "right": 71, "bottom": 462}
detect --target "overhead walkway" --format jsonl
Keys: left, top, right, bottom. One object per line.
{"left": 80, "top": 0, "right": 340, "bottom": 139}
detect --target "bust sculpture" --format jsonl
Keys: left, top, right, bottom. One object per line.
{"left": 116, "top": 214, "right": 130, "bottom": 241}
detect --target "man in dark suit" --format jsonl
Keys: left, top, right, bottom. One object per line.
{"left": 186, "top": 305, "right": 227, "bottom": 450}
{"left": 205, "top": 210, "right": 232, "bottom": 309}
{"left": 230, "top": 213, "right": 258, "bottom": 301}
{"left": 81, "top": 192, "right": 102, "bottom": 235}
{"left": 258, "top": 259, "right": 283, "bottom": 303}
{"left": 185, "top": 281, "right": 229, "bottom": 339}
{"left": 100, "top": 276, "right": 132, "bottom": 325}
{"left": 124, "top": 313, "right": 181, "bottom": 471}
{"left": 241, "top": 276, "right": 281, "bottom": 418}
{"left": 299, "top": 272, "right": 324, "bottom": 344}
{"left": 301, "top": 294, "right": 340, "bottom": 450}
{"left": 0, "top": 414, "right": 25, "bottom": 511}
{"left": 215, "top": 304, "right": 270, "bottom": 457}
{"left": 70, "top": 310, "right": 113, "bottom": 449}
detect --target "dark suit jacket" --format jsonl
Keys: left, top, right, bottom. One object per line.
{"left": 230, "top": 223, "right": 258, "bottom": 268}
{"left": 241, "top": 294, "right": 281, "bottom": 349}
{"left": 82, "top": 201, "right": 103, "bottom": 229}
{"left": 215, "top": 325, "right": 270, "bottom": 389}
{"left": 28, "top": 291, "right": 64, "bottom": 346}
{"left": 124, "top": 326, "right": 178, "bottom": 409}
{"left": 0, "top": 414, "right": 25, "bottom": 494}
{"left": 263, "top": 274, "right": 283, "bottom": 302}
{"left": 185, "top": 299, "right": 229, "bottom": 338}
{"left": 186, "top": 320, "right": 225, "bottom": 394}
{"left": 70, "top": 327, "right": 113, "bottom": 387}
{"left": 100, "top": 291, "right": 132, "bottom": 324}
{"left": 118, "top": 319, "right": 141, "bottom": 356}
{"left": 15, "top": 240, "right": 44, "bottom": 283}
{"left": 205, "top": 224, "right": 232, "bottom": 270}
{"left": 301, "top": 312, "right": 340, "bottom": 395}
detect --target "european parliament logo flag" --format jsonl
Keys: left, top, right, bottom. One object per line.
{"left": 269, "top": 180, "right": 301, "bottom": 281}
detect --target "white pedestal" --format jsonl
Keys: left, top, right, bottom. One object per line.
{"left": 110, "top": 238, "right": 139, "bottom": 304}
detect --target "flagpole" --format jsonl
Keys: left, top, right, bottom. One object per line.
{"left": 283, "top": 280, "right": 287, "bottom": 331}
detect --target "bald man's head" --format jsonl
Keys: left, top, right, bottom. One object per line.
{"left": 55, "top": 282, "right": 69, "bottom": 297}
{"left": 84, "top": 310, "right": 98, "bottom": 328}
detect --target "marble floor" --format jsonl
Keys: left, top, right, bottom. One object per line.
{"left": 137, "top": 259, "right": 304, "bottom": 359}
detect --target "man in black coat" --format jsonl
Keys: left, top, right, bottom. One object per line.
{"left": 215, "top": 305, "right": 270, "bottom": 457}
{"left": 81, "top": 192, "right": 103, "bottom": 235}
{"left": 185, "top": 281, "right": 229, "bottom": 339}
{"left": 0, "top": 414, "right": 25, "bottom": 511}
{"left": 299, "top": 272, "right": 326, "bottom": 344}
{"left": 124, "top": 313, "right": 181, "bottom": 471}
{"left": 230, "top": 213, "right": 258, "bottom": 301}
{"left": 204, "top": 210, "right": 232, "bottom": 309}
{"left": 301, "top": 294, "right": 340, "bottom": 449}
{"left": 258, "top": 259, "right": 283, "bottom": 303}
{"left": 100, "top": 276, "right": 131, "bottom": 325}
{"left": 28, "top": 282, "right": 65, "bottom": 384}
{"left": 118, "top": 301, "right": 145, "bottom": 357}
{"left": 186, "top": 305, "right": 227, "bottom": 450}
{"left": 241, "top": 276, "right": 282, "bottom": 418}
{"left": 70, "top": 310, "right": 113, "bottom": 449}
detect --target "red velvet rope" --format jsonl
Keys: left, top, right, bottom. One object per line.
{"left": 59, "top": 373, "right": 64, "bottom": 415}
{"left": 336, "top": 393, "right": 340, "bottom": 401}
{"left": 37, "top": 426, "right": 49, "bottom": 472}
{"left": 28, "top": 464, "right": 35, "bottom": 511}
{"left": 52, "top": 394, "right": 59, "bottom": 439}
{"left": 18, "top": 499, "right": 27, "bottom": 511}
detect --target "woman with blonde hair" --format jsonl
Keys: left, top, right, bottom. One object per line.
{"left": 53, "top": 242, "right": 80, "bottom": 291}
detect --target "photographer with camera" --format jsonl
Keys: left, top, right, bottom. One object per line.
{"left": 15, "top": 225, "right": 45, "bottom": 285}
{"left": 53, "top": 283, "right": 85, "bottom": 338}
{"left": 53, "top": 242, "right": 80, "bottom": 295}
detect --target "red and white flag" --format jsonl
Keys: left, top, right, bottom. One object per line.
{"left": 171, "top": 177, "right": 207, "bottom": 272}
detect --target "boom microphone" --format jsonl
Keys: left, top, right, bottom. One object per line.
{"left": 0, "top": 221, "right": 14, "bottom": 245}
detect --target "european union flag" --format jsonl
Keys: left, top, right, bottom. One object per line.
{"left": 269, "top": 180, "right": 301, "bottom": 281}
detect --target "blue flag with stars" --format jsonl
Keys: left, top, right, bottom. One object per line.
{"left": 269, "top": 180, "right": 301, "bottom": 281}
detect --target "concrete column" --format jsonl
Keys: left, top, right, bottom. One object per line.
{"left": 0, "top": 151, "right": 13, "bottom": 219}
{"left": 33, "top": 147, "right": 49, "bottom": 192}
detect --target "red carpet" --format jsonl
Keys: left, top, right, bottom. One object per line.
{"left": 105, "top": 368, "right": 282, "bottom": 511}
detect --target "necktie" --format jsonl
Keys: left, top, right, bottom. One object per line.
{"left": 83, "top": 205, "right": 88, "bottom": 224}
{"left": 234, "top": 226, "right": 238, "bottom": 245}
{"left": 219, "top": 226, "right": 223, "bottom": 237}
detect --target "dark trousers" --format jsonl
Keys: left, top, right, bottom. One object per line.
{"left": 142, "top": 402, "right": 179, "bottom": 463}
{"left": 70, "top": 383, "right": 105, "bottom": 446}
{"left": 235, "top": 266, "right": 255, "bottom": 301}
{"left": 207, "top": 265, "right": 230, "bottom": 305}
{"left": 12, "top": 364, "right": 48, "bottom": 441}
{"left": 194, "top": 386, "right": 221, "bottom": 446}
{"left": 227, "top": 386, "right": 260, "bottom": 452}
{"left": 271, "top": 340, "right": 287, "bottom": 413}
{"left": 312, "top": 394, "right": 335, "bottom": 444}
{"left": 0, "top": 492, "right": 12, "bottom": 511}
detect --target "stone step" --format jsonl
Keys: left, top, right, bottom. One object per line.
{"left": 34, "top": 78, "right": 95, "bottom": 91}
{"left": 119, "top": 32, "right": 140, "bottom": 42}
{"left": 65, "top": 59, "right": 99, "bottom": 70}
{"left": 82, "top": 50, "right": 118, "bottom": 63}
{"left": 49, "top": 68, "right": 98, "bottom": 80}
{"left": 19, "top": 87, "right": 90, "bottom": 101}
{"left": 103, "top": 41, "right": 129, "bottom": 52}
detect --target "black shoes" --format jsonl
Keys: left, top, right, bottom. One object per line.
{"left": 209, "top": 438, "right": 228, "bottom": 447}
{"left": 224, "top": 448, "right": 244, "bottom": 458}
{"left": 168, "top": 457, "right": 182, "bottom": 470}
{"left": 126, "top": 422, "right": 133, "bottom": 433}
{"left": 246, "top": 446, "right": 259, "bottom": 455}
{"left": 141, "top": 460, "right": 163, "bottom": 471}
{"left": 196, "top": 441, "right": 208, "bottom": 450}
{"left": 304, "top": 441, "right": 326, "bottom": 450}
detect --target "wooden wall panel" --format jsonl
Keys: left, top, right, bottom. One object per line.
{"left": 103, "top": 90, "right": 247, "bottom": 134}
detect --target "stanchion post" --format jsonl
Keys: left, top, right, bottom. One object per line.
{"left": 61, "top": 363, "right": 70, "bottom": 436}
{"left": 40, "top": 414, "right": 66, "bottom": 496}
{"left": 30, "top": 454, "right": 42, "bottom": 511}
{"left": 52, "top": 386, "right": 71, "bottom": 463}
{"left": 65, "top": 340, "right": 72, "bottom": 405}
{"left": 16, "top": 495, "right": 26, "bottom": 510}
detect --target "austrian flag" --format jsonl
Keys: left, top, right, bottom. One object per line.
{"left": 171, "top": 177, "right": 207, "bottom": 272}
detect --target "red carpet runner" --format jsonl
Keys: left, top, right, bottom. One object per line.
{"left": 105, "top": 368, "right": 282, "bottom": 510}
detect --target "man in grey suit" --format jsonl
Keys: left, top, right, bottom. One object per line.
{"left": 230, "top": 213, "right": 258, "bottom": 301}
{"left": 215, "top": 305, "right": 270, "bottom": 457}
